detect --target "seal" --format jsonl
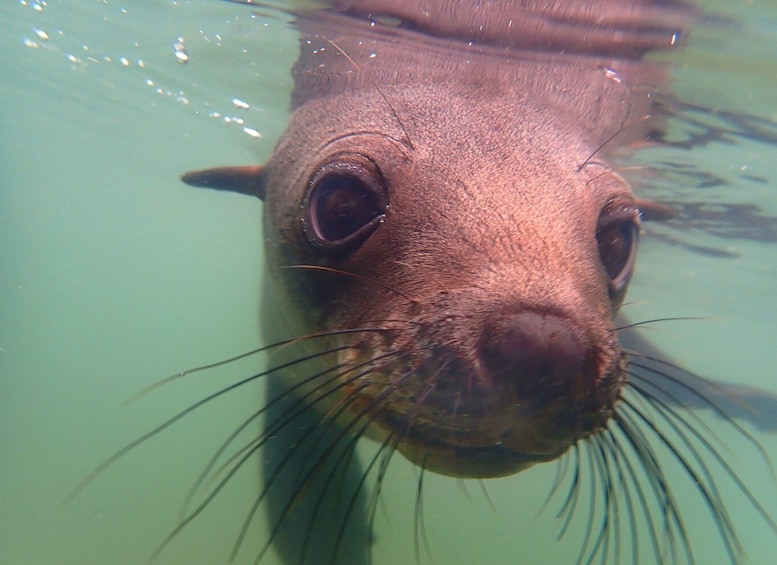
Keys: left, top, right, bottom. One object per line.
{"left": 185, "top": 0, "right": 681, "bottom": 475}
{"left": 176, "top": 1, "right": 776, "bottom": 563}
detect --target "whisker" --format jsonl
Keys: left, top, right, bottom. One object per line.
{"left": 576, "top": 437, "right": 600, "bottom": 565}
{"left": 600, "top": 430, "right": 639, "bottom": 565}
{"left": 155, "top": 346, "right": 420, "bottom": 564}
{"left": 607, "top": 417, "right": 665, "bottom": 564}
{"left": 353, "top": 361, "right": 447, "bottom": 565}
{"left": 626, "top": 385, "right": 738, "bottom": 554}
{"left": 297, "top": 380, "right": 424, "bottom": 564}
{"left": 365, "top": 434, "right": 401, "bottom": 555}
{"left": 602, "top": 435, "right": 620, "bottom": 565}
{"left": 297, "top": 402, "right": 384, "bottom": 565}
{"left": 248, "top": 383, "right": 372, "bottom": 565}
{"left": 628, "top": 369, "right": 725, "bottom": 453}
{"left": 556, "top": 443, "right": 583, "bottom": 540}
{"left": 189, "top": 433, "right": 261, "bottom": 514}
{"left": 584, "top": 435, "right": 616, "bottom": 565}
{"left": 414, "top": 455, "right": 433, "bottom": 565}
{"left": 628, "top": 356, "right": 772, "bottom": 469}
{"left": 403, "top": 371, "right": 448, "bottom": 564}
{"left": 238, "top": 363, "right": 413, "bottom": 562}
{"left": 298, "top": 356, "right": 423, "bottom": 560}
{"left": 148, "top": 374, "right": 368, "bottom": 565}
{"left": 477, "top": 479, "right": 497, "bottom": 513}
{"left": 628, "top": 378, "right": 777, "bottom": 538}
{"left": 577, "top": 116, "right": 650, "bottom": 171}
{"left": 538, "top": 451, "right": 571, "bottom": 519}
{"left": 125, "top": 327, "right": 392, "bottom": 404}
{"left": 181, "top": 344, "right": 414, "bottom": 515}
{"left": 290, "top": 368, "right": 430, "bottom": 562}
{"left": 249, "top": 362, "right": 425, "bottom": 564}
{"left": 360, "top": 362, "right": 448, "bottom": 565}
{"left": 613, "top": 409, "right": 692, "bottom": 564}
{"left": 284, "top": 347, "right": 433, "bottom": 494}
{"left": 613, "top": 317, "right": 703, "bottom": 332}
{"left": 326, "top": 39, "right": 415, "bottom": 151}
{"left": 64, "top": 341, "right": 358, "bottom": 504}
{"left": 282, "top": 264, "right": 418, "bottom": 304}
{"left": 379, "top": 361, "right": 459, "bottom": 565}
{"left": 327, "top": 431, "right": 399, "bottom": 565}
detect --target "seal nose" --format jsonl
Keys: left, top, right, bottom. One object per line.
{"left": 479, "top": 311, "right": 586, "bottom": 402}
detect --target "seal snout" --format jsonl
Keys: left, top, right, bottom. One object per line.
{"left": 474, "top": 309, "right": 616, "bottom": 459}
{"left": 472, "top": 310, "right": 598, "bottom": 418}
{"left": 479, "top": 311, "right": 586, "bottom": 402}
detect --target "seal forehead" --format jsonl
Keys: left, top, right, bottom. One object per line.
{"left": 267, "top": 83, "right": 628, "bottom": 321}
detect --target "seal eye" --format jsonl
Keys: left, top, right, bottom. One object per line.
{"left": 310, "top": 174, "right": 380, "bottom": 241}
{"left": 303, "top": 155, "right": 388, "bottom": 253}
{"left": 596, "top": 204, "right": 639, "bottom": 298}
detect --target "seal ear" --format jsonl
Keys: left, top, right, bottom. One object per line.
{"left": 181, "top": 165, "right": 267, "bottom": 201}
{"left": 636, "top": 198, "right": 675, "bottom": 222}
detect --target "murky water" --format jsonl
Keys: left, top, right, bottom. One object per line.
{"left": 2, "top": 1, "right": 776, "bottom": 564}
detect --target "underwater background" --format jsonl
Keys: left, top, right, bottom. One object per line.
{"left": 2, "top": 1, "right": 777, "bottom": 563}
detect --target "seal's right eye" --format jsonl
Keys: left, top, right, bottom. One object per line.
{"left": 302, "top": 155, "right": 388, "bottom": 253}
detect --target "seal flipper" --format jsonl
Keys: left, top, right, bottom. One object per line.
{"left": 182, "top": 165, "right": 267, "bottom": 200}
{"left": 263, "top": 376, "right": 371, "bottom": 564}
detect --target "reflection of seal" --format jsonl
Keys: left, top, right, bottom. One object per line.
{"left": 180, "top": 1, "right": 776, "bottom": 563}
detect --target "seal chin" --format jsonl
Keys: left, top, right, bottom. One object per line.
{"left": 399, "top": 438, "right": 569, "bottom": 479}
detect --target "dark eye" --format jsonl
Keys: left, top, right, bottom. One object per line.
{"left": 596, "top": 205, "right": 639, "bottom": 298}
{"left": 303, "top": 155, "right": 387, "bottom": 253}
{"left": 310, "top": 174, "right": 381, "bottom": 240}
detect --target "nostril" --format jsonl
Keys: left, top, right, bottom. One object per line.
{"left": 479, "top": 311, "right": 585, "bottom": 399}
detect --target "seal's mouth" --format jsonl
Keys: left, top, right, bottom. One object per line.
{"left": 396, "top": 431, "right": 571, "bottom": 478}
{"left": 366, "top": 395, "right": 618, "bottom": 478}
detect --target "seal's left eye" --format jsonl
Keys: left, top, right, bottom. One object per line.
{"left": 596, "top": 203, "right": 639, "bottom": 299}
{"left": 303, "top": 155, "right": 388, "bottom": 253}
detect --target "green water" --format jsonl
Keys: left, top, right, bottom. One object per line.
{"left": 2, "top": 1, "right": 776, "bottom": 564}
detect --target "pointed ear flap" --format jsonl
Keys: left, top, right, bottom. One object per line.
{"left": 636, "top": 198, "right": 675, "bottom": 221}
{"left": 181, "top": 165, "right": 267, "bottom": 201}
